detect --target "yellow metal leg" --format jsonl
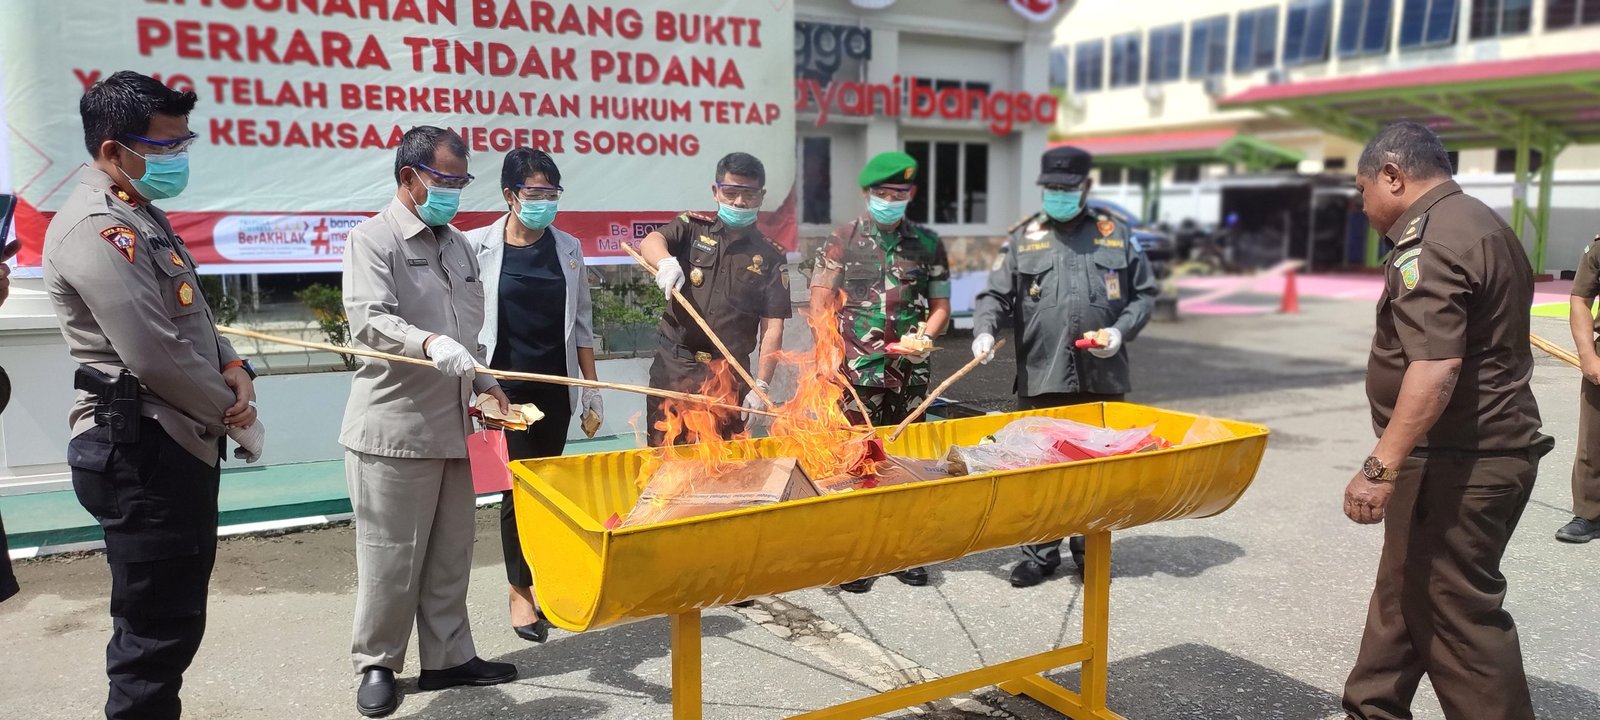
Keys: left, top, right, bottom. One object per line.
{"left": 1081, "top": 530, "right": 1112, "bottom": 709}
{"left": 672, "top": 611, "right": 702, "bottom": 720}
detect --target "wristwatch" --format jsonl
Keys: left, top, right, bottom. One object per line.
{"left": 1362, "top": 456, "right": 1397, "bottom": 483}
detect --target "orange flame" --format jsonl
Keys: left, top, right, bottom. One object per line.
{"left": 637, "top": 289, "right": 879, "bottom": 493}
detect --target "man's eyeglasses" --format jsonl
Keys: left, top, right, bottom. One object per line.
{"left": 514, "top": 184, "right": 563, "bottom": 202}
{"left": 122, "top": 132, "right": 199, "bottom": 156}
{"left": 415, "top": 163, "right": 474, "bottom": 190}
{"left": 869, "top": 184, "right": 914, "bottom": 202}
{"left": 715, "top": 183, "right": 765, "bottom": 204}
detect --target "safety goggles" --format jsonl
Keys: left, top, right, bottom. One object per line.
{"left": 869, "top": 184, "right": 915, "bottom": 201}
{"left": 121, "top": 132, "right": 199, "bottom": 156}
{"left": 714, "top": 182, "right": 766, "bottom": 204}
{"left": 513, "top": 183, "right": 563, "bottom": 202}
{"left": 415, "top": 162, "right": 475, "bottom": 190}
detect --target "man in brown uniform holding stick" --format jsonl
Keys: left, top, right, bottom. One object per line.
{"left": 1559, "top": 231, "right": 1600, "bottom": 543}
{"left": 1342, "top": 120, "right": 1551, "bottom": 720}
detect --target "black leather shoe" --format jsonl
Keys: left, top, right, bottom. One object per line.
{"left": 417, "top": 657, "right": 518, "bottom": 691}
{"left": 1009, "top": 560, "right": 1058, "bottom": 588}
{"left": 892, "top": 567, "right": 929, "bottom": 586}
{"left": 839, "top": 577, "right": 877, "bottom": 593}
{"left": 1556, "top": 516, "right": 1600, "bottom": 543}
{"left": 356, "top": 667, "right": 398, "bottom": 718}
{"left": 514, "top": 609, "right": 552, "bottom": 643}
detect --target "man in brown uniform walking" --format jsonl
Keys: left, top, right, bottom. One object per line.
{"left": 1342, "top": 120, "right": 1551, "bottom": 720}
{"left": 1559, "top": 231, "right": 1600, "bottom": 543}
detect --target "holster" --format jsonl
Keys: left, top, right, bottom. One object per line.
{"left": 74, "top": 365, "right": 143, "bottom": 444}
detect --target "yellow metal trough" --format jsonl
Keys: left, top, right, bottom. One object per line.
{"left": 510, "top": 403, "right": 1268, "bottom": 719}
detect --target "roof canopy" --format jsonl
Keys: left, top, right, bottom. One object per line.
{"left": 1052, "top": 129, "right": 1304, "bottom": 171}
{"left": 1218, "top": 51, "right": 1600, "bottom": 152}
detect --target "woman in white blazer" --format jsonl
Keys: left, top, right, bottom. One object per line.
{"left": 464, "top": 148, "right": 599, "bottom": 643}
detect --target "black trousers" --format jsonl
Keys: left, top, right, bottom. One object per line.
{"left": 68, "top": 419, "right": 221, "bottom": 720}
{"left": 499, "top": 383, "right": 573, "bottom": 589}
{"left": 0, "top": 509, "right": 18, "bottom": 604}
{"left": 1016, "top": 392, "right": 1125, "bottom": 568}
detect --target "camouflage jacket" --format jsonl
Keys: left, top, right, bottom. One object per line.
{"left": 810, "top": 217, "right": 950, "bottom": 388}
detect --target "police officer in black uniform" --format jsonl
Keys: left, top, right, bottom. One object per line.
{"left": 42, "top": 71, "right": 265, "bottom": 720}
{"left": 639, "top": 152, "right": 791, "bottom": 445}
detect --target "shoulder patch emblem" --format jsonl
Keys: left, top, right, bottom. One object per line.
{"left": 1399, "top": 257, "right": 1420, "bottom": 290}
{"left": 99, "top": 225, "right": 137, "bottom": 263}
{"left": 1392, "top": 247, "right": 1422, "bottom": 268}
{"left": 1097, "top": 219, "right": 1115, "bottom": 237}
{"left": 177, "top": 281, "right": 195, "bottom": 307}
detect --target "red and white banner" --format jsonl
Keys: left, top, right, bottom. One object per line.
{"left": 1006, "top": 0, "right": 1063, "bottom": 23}
{"left": 1, "top": 0, "right": 796, "bottom": 275}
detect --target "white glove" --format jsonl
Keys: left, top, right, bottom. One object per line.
{"left": 228, "top": 421, "right": 265, "bottom": 464}
{"left": 581, "top": 388, "right": 604, "bottom": 419}
{"left": 426, "top": 335, "right": 477, "bottom": 378}
{"left": 741, "top": 379, "right": 771, "bottom": 423}
{"left": 655, "top": 256, "right": 686, "bottom": 297}
{"left": 1087, "top": 327, "right": 1123, "bottom": 359}
{"left": 972, "top": 333, "right": 996, "bottom": 364}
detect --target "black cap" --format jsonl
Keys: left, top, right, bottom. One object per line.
{"left": 1038, "top": 146, "right": 1092, "bottom": 187}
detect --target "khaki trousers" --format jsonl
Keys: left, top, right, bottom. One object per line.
{"left": 1571, "top": 379, "right": 1600, "bottom": 520}
{"left": 346, "top": 451, "right": 478, "bottom": 674}
{"left": 1343, "top": 452, "right": 1538, "bottom": 720}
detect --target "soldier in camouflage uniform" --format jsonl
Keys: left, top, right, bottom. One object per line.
{"left": 810, "top": 151, "right": 951, "bottom": 592}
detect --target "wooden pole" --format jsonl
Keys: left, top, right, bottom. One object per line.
{"left": 620, "top": 243, "right": 775, "bottom": 411}
{"left": 1531, "top": 332, "right": 1581, "bottom": 369}
{"left": 886, "top": 339, "right": 1007, "bottom": 442}
{"left": 214, "top": 325, "right": 777, "bottom": 418}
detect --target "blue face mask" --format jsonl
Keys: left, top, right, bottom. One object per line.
{"left": 516, "top": 199, "right": 558, "bottom": 231}
{"left": 117, "top": 143, "right": 190, "bottom": 200}
{"left": 868, "top": 196, "right": 910, "bottom": 226}
{"left": 413, "top": 184, "right": 462, "bottom": 226}
{"left": 718, "top": 202, "right": 759, "bottom": 228}
{"left": 1042, "top": 188, "right": 1084, "bottom": 222}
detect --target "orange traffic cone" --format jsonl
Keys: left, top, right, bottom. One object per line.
{"left": 1280, "top": 268, "right": 1300, "bottom": 314}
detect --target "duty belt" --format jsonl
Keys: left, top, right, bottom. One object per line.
{"left": 1408, "top": 447, "right": 1537, "bottom": 462}
{"left": 669, "top": 345, "right": 716, "bottom": 364}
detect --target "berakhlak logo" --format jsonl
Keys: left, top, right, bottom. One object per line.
{"left": 1008, "top": 0, "right": 1061, "bottom": 23}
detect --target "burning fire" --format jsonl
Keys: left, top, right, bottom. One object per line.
{"left": 639, "top": 289, "right": 881, "bottom": 494}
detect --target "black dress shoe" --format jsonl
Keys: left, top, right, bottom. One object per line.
{"left": 356, "top": 667, "right": 398, "bottom": 718}
{"left": 1556, "top": 516, "right": 1600, "bottom": 543}
{"left": 839, "top": 577, "right": 877, "bottom": 593}
{"left": 514, "top": 609, "right": 552, "bottom": 643}
{"left": 893, "top": 567, "right": 929, "bottom": 586}
{"left": 1009, "top": 560, "right": 1058, "bottom": 588}
{"left": 417, "top": 657, "right": 518, "bottom": 691}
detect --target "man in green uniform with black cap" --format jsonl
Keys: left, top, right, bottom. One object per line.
{"left": 810, "top": 150, "right": 951, "bottom": 592}
{"left": 973, "top": 145, "right": 1158, "bottom": 588}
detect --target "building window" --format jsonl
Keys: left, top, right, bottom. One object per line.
{"left": 1049, "top": 46, "right": 1070, "bottom": 90}
{"left": 1470, "top": 0, "right": 1532, "bottom": 38}
{"left": 1338, "top": 0, "right": 1394, "bottom": 56}
{"left": 1173, "top": 162, "right": 1203, "bottom": 184}
{"left": 1399, "top": 0, "right": 1459, "bottom": 48}
{"left": 1148, "top": 24, "right": 1185, "bottom": 83}
{"left": 799, "top": 136, "right": 831, "bottom": 226}
{"left": 1100, "top": 166, "right": 1126, "bottom": 185}
{"left": 1234, "top": 6, "right": 1281, "bottom": 73}
{"left": 1189, "top": 15, "right": 1231, "bottom": 79}
{"left": 1494, "top": 147, "right": 1544, "bottom": 174}
{"left": 1075, "top": 40, "right": 1106, "bottom": 93}
{"left": 905, "top": 141, "right": 989, "bottom": 226}
{"left": 1548, "top": 0, "right": 1600, "bottom": 28}
{"left": 1110, "top": 32, "right": 1143, "bottom": 88}
{"left": 1129, "top": 168, "right": 1152, "bottom": 186}
{"left": 1284, "top": 0, "right": 1334, "bottom": 64}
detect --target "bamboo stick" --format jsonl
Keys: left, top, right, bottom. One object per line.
{"left": 620, "top": 242, "right": 775, "bottom": 411}
{"left": 886, "top": 339, "right": 1007, "bottom": 442}
{"left": 1531, "top": 332, "right": 1581, "bottom": 369}
{"left": 214, "top": 325, "right": 778, "bottom": 418}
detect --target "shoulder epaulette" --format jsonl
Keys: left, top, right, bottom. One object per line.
{"left": 682, "top": 211, "right": 715, "bottom": 224}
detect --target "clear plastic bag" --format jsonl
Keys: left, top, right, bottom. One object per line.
{"left": 945, "top": 417, "right": 1167, "bottom": 475}
{"left": 1181, "top": 416, "right": 1235, "bottom": 445}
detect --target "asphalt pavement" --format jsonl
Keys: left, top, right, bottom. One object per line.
{"left": 3, "top": 291, "right": 1597, "bottom": 719}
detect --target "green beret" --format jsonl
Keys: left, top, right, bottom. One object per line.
{"left": 859, "top": 151, "right": 918, "bottom": 188}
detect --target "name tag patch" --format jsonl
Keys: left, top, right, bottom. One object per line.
{"left": 407, "top": 258, "right": 429, "bottom": 267}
